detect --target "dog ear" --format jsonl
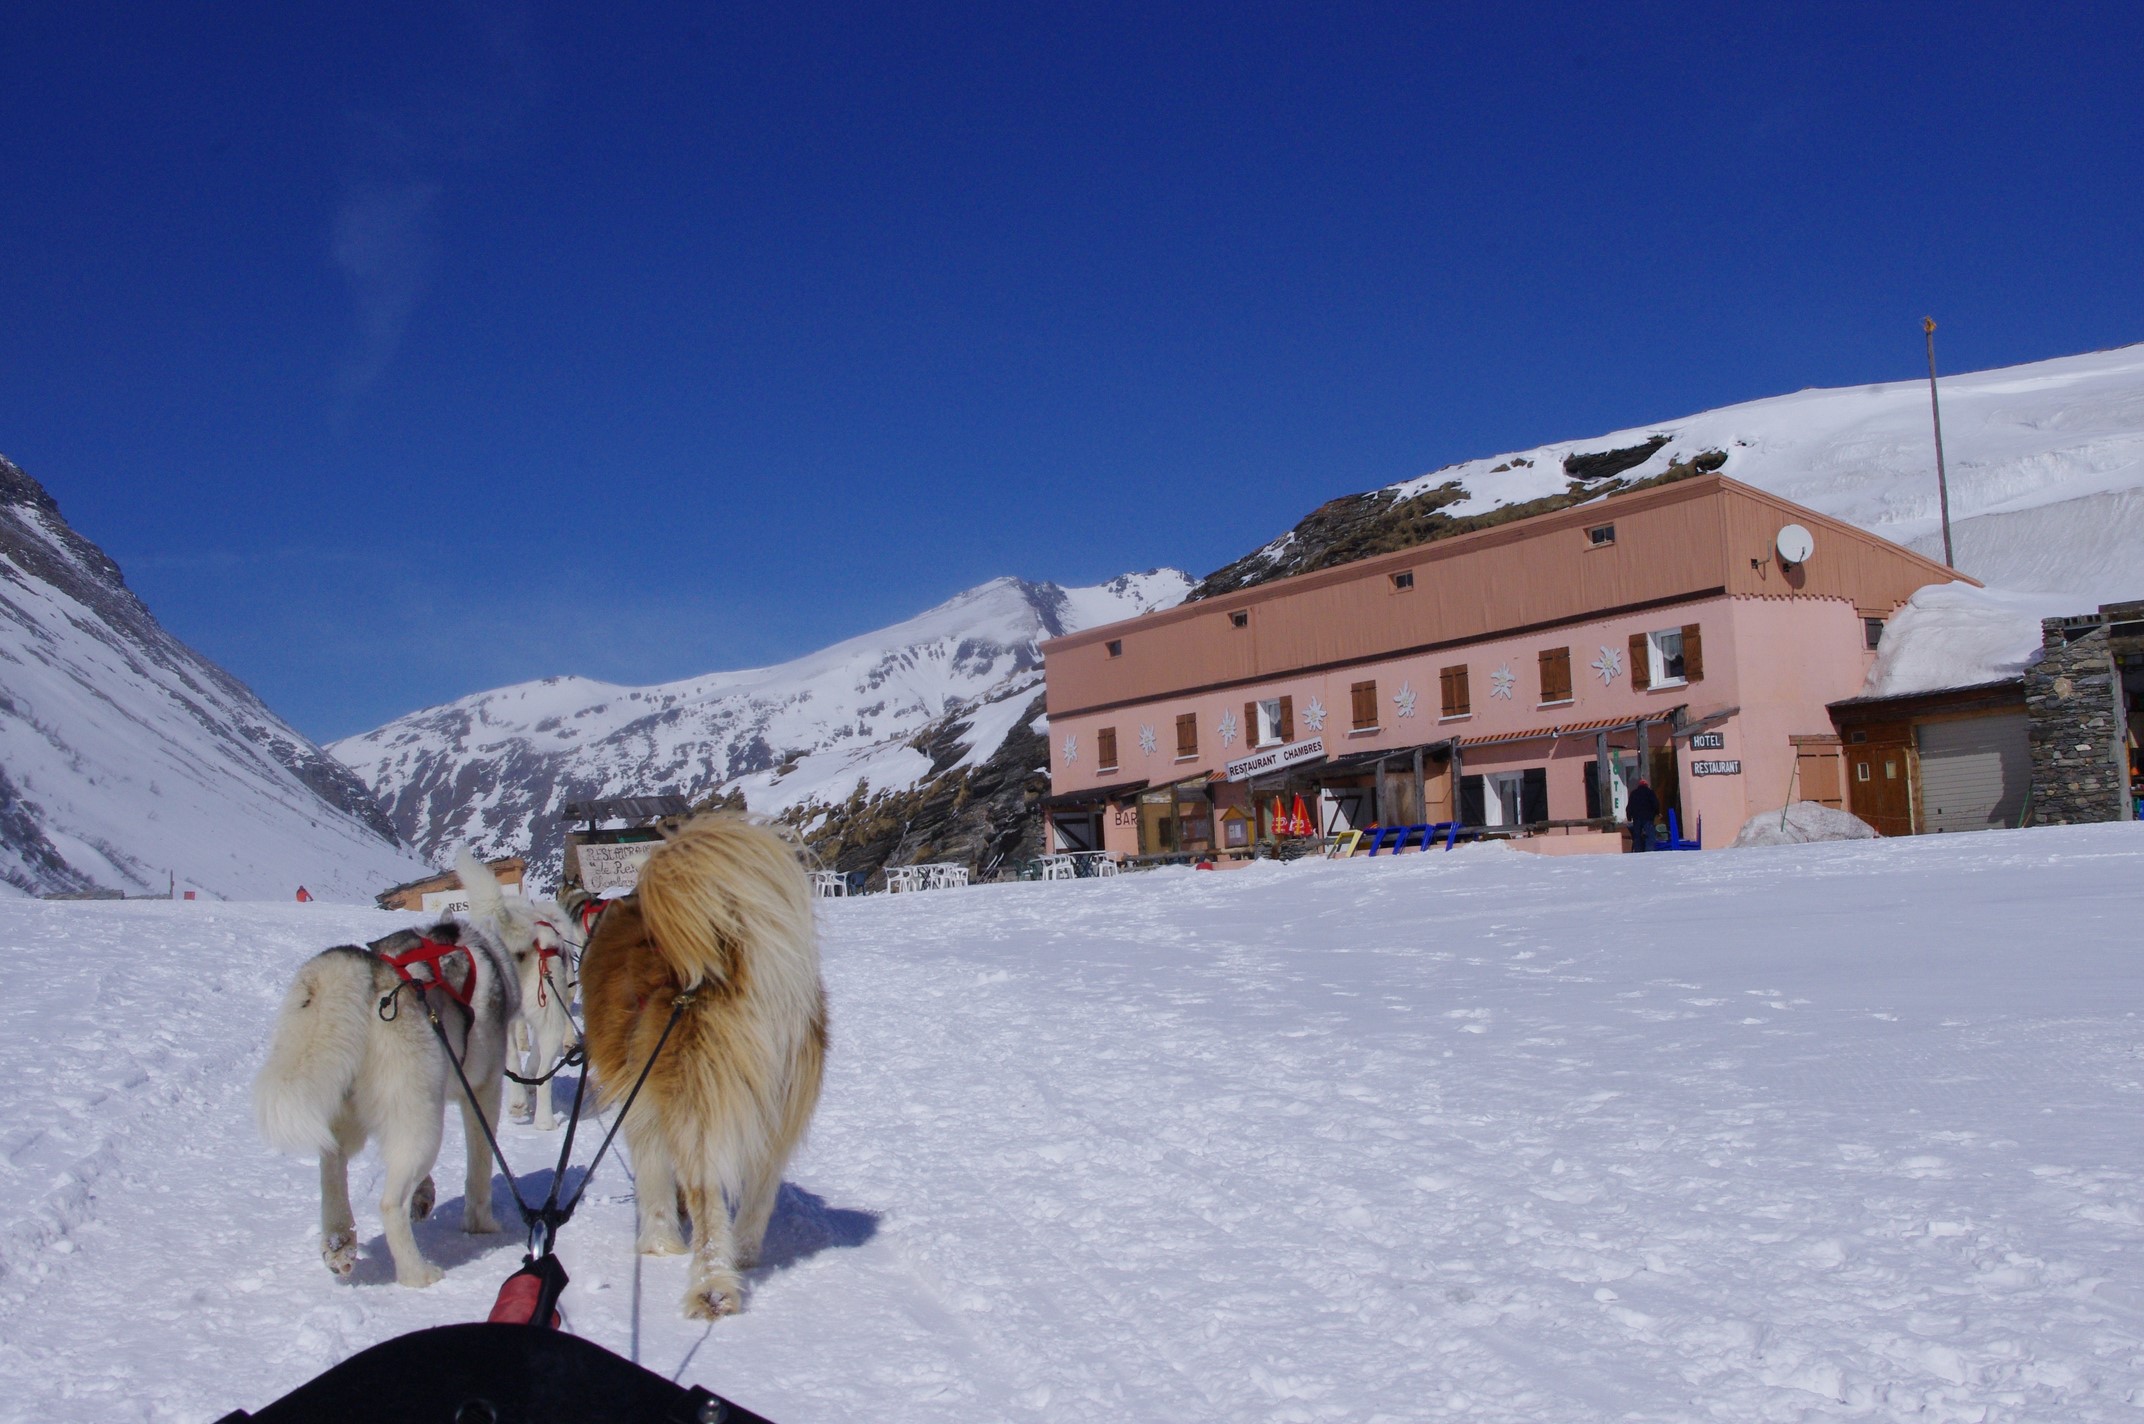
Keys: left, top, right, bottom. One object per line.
{"left": 367, "top": 928, "right": 424, "bottom": 956}
{"left": 454, "top": 848, "right": 507, "bottom": 921}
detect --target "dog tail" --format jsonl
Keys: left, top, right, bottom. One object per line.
{"left": 635, "top": 814, "right": 814, "bottom": 993}
{"left": 254, "top": 948, "right": 378, "bottom": 1155}
{"left": 456, "top": 846, "right": 506, "bottom": 922}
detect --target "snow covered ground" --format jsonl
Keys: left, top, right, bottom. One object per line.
{"left": 6, "top": 827, "right": 2144, "bottom": 1421}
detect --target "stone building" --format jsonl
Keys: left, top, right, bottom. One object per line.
{"left": 2025, "top": 602, "right": 2144, "bottom": 825}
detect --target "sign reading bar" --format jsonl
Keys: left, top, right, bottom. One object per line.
{"left": 1225, "top": 737, "right": 1326, "bottom": 782}
{"left": 1691, "top": 759, "right": 1742, "bottom": 777}
{"left": 1688, "top": 731, "right": 1726, "bottom": 750}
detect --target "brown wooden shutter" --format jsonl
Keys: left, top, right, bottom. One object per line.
{"left": 1097, "top": 727, "right": 1117, "bottom": 770}
{"left": 1440, "top": 664, "right": 1470, "bottom": 716}
{"left": 1681, "top": 624, "right": 1704, "bottom": 681}
{"left": 1243, "top": 700, "right": 1259, "bottom": 747}
{"left": 1278, "top": 696, "right": 1294, "bottom": 742}
{"left": 1539, "top": 646, "right": 1572, "bottom": 703}
{"left": 1352, "top": 680, "right": 1376, "bottom": 729}
{"left": 1629, "top": 632, "right": 1651, "bottom": 691}
{"left": 1176, "top": 712, "right": 1197, "bottom": 757}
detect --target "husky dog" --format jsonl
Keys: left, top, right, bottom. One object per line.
{"left": 577, "top": 815, "right": 827, "bottom": 1319}
{"left": 500, "top": 894, "right": 582, "bottom": 1131}
{"left": 399, "top": 858, "right": 580, "bottom": 1130}
{"left": 252, "top": 855, "right": 525, "bottom": 1287}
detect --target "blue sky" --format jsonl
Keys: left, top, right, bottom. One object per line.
{"left": 2, "top": 3, "right": 2139, "bottom": 741}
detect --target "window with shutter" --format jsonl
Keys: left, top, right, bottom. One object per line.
{"left": 1629, "top": 632, "right": 1650, "bottom": 691}
{"left": 1096, "top": 727, "right": 1117, "bottom": 771}
{"left": 1644, "top": 628, "right": 1686, "bottom": 684}
{"left": 1681, "top": 623, "right": 1704, "bottom": 682}
{"left": 1539, "top": 647, "right": 1572, "bottom": 704}
{"left": 1351, "top": 680, "right": 1378, "bottom": 730}
{"left": 1175, "top": 713, "right": 1198, "bottom": 758}
{"left": 1278, "top": 696, "right": 1295, "bottom": 742}
{"left": 1440, "top": 664, "right": 1470, "bottom": 717}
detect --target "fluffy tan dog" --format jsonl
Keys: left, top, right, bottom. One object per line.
{"left": 577, "top": 815, "right": 827, "bottom": 1319}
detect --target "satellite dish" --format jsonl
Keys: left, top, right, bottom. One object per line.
{"left": 1776, "top": 524, "right": 1815, "bottom": 565}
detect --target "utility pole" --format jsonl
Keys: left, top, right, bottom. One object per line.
{"left": 1923, "top": 316, "right": 1954, "bottom": 568}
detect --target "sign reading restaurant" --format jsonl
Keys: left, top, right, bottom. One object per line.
{"left": 1225, "top": 737, "right": 1326, "bottom": 782}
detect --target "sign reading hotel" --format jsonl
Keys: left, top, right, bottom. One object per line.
{"left": 1225, "top": 737, "right": 1326, "bottom": 782}
{"left": 1689, "top": 732, "right": 1726, "bottom": 750}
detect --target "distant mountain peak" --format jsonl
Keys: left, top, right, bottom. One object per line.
{"left": 333, "top": 568, "right": 1191, "bottom": 880}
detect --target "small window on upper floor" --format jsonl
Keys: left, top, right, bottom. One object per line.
{"left": 1587, "top": 524, "right": 1615, "bottom": 547}
{"left": 1863, "top": 617, "right": 1884, "bottom": 651}
{"left": 1230, "top": 610, "right": 1249, "bottom": 628}
{"left": 1390, "top": 570, "right": 1415, "bottom": 590}
{"left": 1105, "top": 639, "right": 1123, "bottom": 658}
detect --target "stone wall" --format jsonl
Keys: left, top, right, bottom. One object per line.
{"left": 2024, "top": 615, "right": 2129, "bottom": 824}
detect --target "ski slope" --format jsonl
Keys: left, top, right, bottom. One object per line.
{"left": 6, "top": 827, "right": 2144, "bottom": 1421}
{"left": 1222, "top": 343, "right": 2144, "bottom": 609}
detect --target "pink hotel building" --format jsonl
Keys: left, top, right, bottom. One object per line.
{"left": 1038, "top": 474, "right": 1967, "bottom": 857}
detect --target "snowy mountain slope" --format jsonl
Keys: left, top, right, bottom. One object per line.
{"left": 8, "top": 827, "right": 2144, "bottom": 1422}
{"left": 1208, "top": 343, "right": 2144, "bottom": 605}
{"left": 0, "top": 455, "right": 423, "bottom": 901}
{"left": 331, "top": 571, "right": 1190, "bottom": 877}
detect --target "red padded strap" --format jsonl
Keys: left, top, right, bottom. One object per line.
{"left": 382, "top": 936, "right": 476, "bottom": 1010}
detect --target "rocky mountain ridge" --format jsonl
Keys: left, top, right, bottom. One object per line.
{"left": 0, "top": 455, "right": 424, "bottom": 899}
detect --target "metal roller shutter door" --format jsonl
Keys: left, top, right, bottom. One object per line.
{"left": 1916, "top": 715, "right": 2030, "bottom": 833}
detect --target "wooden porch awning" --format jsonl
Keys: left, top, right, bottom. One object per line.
{"left": 1319, "top": 739, "right": 1454, "bottom": 774}
{"left": 1457, "top": 708, "right": 1688, "bottom": 749}
{"left": 561, "top": 795, "right": 693, "bottom": 825}
{"left": 1042, "top": 779, "right": 1149, "bottom": 810}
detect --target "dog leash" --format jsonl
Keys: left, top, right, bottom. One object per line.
{"left": 396, "top": 961, "right": 696, "bottom": 1320}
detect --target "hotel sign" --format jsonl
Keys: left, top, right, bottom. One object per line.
{"left": 1225, "top": 737, "right": 1326, "bottom": 782}
{"left": 1689, "top": 732, "right": 1726, "bottom": 750}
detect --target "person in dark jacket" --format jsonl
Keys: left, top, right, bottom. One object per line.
{"left": 1625, "top": 779, "right": 1661, "bottom": 852}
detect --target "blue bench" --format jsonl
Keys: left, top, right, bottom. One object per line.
{"left": 1659, "top": 810, "right": 1702, "bottom": 851}
{"left": 1363, "top": 822, "right": 1462, "bottom": 855}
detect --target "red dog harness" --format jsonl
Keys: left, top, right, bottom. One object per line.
{"left": 532, "top": 935, "right": 566, "bottom": 1009}
{"left": 380, "top": 935, "right": 477, "bottom": 1011}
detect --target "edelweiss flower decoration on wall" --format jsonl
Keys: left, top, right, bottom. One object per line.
{"left": 1591, "top": 645, "right": 1623, "bottom": 686}
{"left": 1489, "top": 665, "right": 1516, "bottom": 700}
{"left": 1302, "top": 696, "right": 1327, "bottom": 731}
{"left": 1393, "top": 682, "right": 1418, "bottom": 718}
{"left": 1062, "top": 734, "right": 1077, "bottom": 764}
{"left": 1218, "top": 708, "right": 1240, "bottom": 747}
{"left": 1138, "top": 724, "right": 1157, "bottom": 756}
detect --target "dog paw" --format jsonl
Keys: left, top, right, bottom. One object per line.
{"left": 637, "top": 1225, "right": 688, "bottom": 1256}
{"left": 322, "top": 1229, "right": 359, "bottom": 1276}
{"left": 411, "top": 1176, "right": 437, "bottom": 1221}
{"left": 683, "top": 1276, "right": 742, "bottom": 1320}
{"left": 396, "top": 1260, "right": 445, "bottom": 1289}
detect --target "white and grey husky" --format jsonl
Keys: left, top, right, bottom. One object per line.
{"left": 252, "top": 853, "right": 525, "bottom": 1287}
{"left": 501, "top": 892, "right": 582, "bottom": 1131}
